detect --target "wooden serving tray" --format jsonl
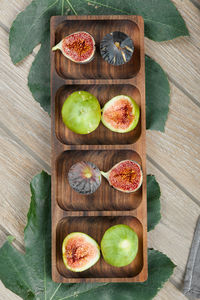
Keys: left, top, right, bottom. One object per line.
{"left": 51, "top": 15, "right": 147, "bottom": 283}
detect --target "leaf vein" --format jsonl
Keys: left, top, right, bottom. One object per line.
{"left": 6, "top": 251, "right": 35, "bottom": 296}
{"left": 86, "top": 0, "right": 127, "bottom": 13}
{"left": 86, "top": 0, "right": 187, "bottom": 33}
{"left": 66, "top": 0, "right": 78, "bottom": 15}
{"left": 49, "top": 283, "right": 62, "bottom": 300}
{"left": 56, "top": 284, "right": 109, "bottom": 300}
{"left": 44, "top": 239, "right": 47, "bottom": 300}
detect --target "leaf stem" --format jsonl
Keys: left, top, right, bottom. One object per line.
{"left": 61, "top": 0, "right": 64, "bottom": 14}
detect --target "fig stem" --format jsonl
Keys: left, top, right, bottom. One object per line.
{"left": 52, "top": 42, "right": 61, "bottom": 51}
{"left": 100, "top": 171, "right": 109, "bottom": 179}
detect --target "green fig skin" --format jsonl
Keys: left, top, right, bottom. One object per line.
{"left": 62, "top": 232, "right": 100, "bottom": 272}
{"left": 101, "top": 95, "right": 140, "bottom": 133}
{"left": 101, "top": 224, "right": 138, "bottom": 267}
{"left": 61, "top": 91, "right": 101, "bottom": 134}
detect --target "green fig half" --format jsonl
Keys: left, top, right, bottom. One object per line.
{"left": 62, "top": 232, "right": 100, "bottom": 272}
{"left": 101, "top": 95, "right": 140, "bottom": 133}
{"left": 52, "top": 31, "right": 95, "bottom": 64}
{"left": 101, "top": 160, "right": 143, "bottom": 193}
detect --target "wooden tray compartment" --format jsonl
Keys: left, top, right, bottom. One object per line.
{"left": 55, "top": 84, "right": 141, "bottom": 145}
{"left": 56, "top": 150, "right": 142, "bottom": 211}
{"left": 54, "top": 18, "right": 140, "bottom": 79}
{"left": 51, "top": 15, "right": 147, "bottom": 283}
{"left": 56, "top": 216, "right": 143, "bottom": 281}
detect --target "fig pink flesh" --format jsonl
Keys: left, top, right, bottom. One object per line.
{"left": 64, "top": 236, "right": 98, "bottom": 269}
{"left": 62, "top": 32, "right": 94, "bottom": 62}
{"left": 109, "top": 161, "right": 141, "bottom": 191}
{"left": 103, "top": 98, "right": 134, "bottom": 130}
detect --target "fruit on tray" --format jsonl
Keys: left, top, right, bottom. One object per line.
{"left": 100, "top": 31, "right": 134, "bottom": 65}
{"left": 101, "top": 224, "right": 138, "bottom": 267}
{"left": 101, "top": 95, "right": 140, "bottom": 133}
{"left": 62, "top": 232, "right": 100, "bottom": 272}
{"left": 61, "top": 91, "right": 101, "bottom": 134}
{"left": 68, "top": 161, "right": 101, "bottom": 194}
{"left": 52, "top": 31, "right": 95, "bottom": 63}
{"left": 101, "top": 160, "right": 143, "bottom": 193}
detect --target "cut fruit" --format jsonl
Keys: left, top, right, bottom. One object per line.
{"left": 52, "top": 31, "right": 95, "bottom": 63}
{"left": 68, "top": 161, "right": 101, "bottom": 195}
{"left": 61, "top": 91, "right": 101, "bottom": 134}
{"left": 101, "top": 160, "right": 143, "bottom": 193}
{"left": 101, "top": 224, "right": 138, "bottom": 267}
{"left": 100, "top": 31, "right": 134, "bottom": 65}
{"left": 62, "top": 232, "right": 100, "bottom": 272}
{"left": 101, "top": 95, "right": 140, "bottom": 133}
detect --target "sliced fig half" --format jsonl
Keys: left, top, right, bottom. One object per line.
{"left": 101, "top": 160, "right": 143, "bottom": 193}
{"left": 101, "top": 95, "right": 140, "bottom": 133}
{"left": 62, "top": 232, "right": 100, "bottom": 272}
{"left": 52, "top": 31, "right": 95, "bottom": 63}
{"left": 68, "top": 161, "right": 101, "bottom": 195}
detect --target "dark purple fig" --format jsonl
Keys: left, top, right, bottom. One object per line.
{"left": 68, "top": 161, "right": 101, "bottom": 194}
{"left": 52, "top": 31, "right": 95, "bottom": 64}
{"left": 100, "top": 31, "right": 134, "bottom": 66}
{"left": 101, "top": 160, "right": 143, "bottom": 193}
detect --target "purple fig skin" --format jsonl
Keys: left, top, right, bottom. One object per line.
{"left": 68, "top": 161, "right": 101, "bottom": 194}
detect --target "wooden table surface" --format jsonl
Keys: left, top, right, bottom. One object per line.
{"left": 0, "top": 0, "right": 200, "bottom": 299}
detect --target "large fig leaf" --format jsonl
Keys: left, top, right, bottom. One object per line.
{"left": 0, "top": 171, "right": 175, "bottom": 300}
{"left": 10, "top": 0, "right": 189, "bottom": 64}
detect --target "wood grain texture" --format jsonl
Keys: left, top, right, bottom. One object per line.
{"left": 51, "top": 15, "right": 147, "bottom": 283}
{"left": 0, "top": 28, "right": 51, "bottom": 167}
{"left": 147, "top": 159, "right": 200, "bottom": 289}
{"left": 147, "top": 83, "right": 200, "bottom": 201}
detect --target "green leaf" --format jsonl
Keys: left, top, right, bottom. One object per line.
{"left": 28, "top": 36, "right": 51, "bottom": 114}
{"left": 145, "top": 56, "right": 170, "bottom": 131}
{"left": 9, "top": 0, "right": 189, "bottom": 64}
{"left": 147, "top": 175, "right": 161, "bottom": 231}
{"left": 0, "top": 171, "right": 174, "bottom": 300}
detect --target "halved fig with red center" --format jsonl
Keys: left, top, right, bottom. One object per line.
{"left": 101, "top": 95, "right": 140, "bottom": 133}
{"left": 68, "top": 161, "right": 101, "bottom": 195}
{"left": 62, "top": 232, "right": 100, "bottom": 272}
{"left": 101, "top": 160, "right": 143, "bottom": 193}
{"left": 52, "top": 31, "right": 95, "bottom": 63}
